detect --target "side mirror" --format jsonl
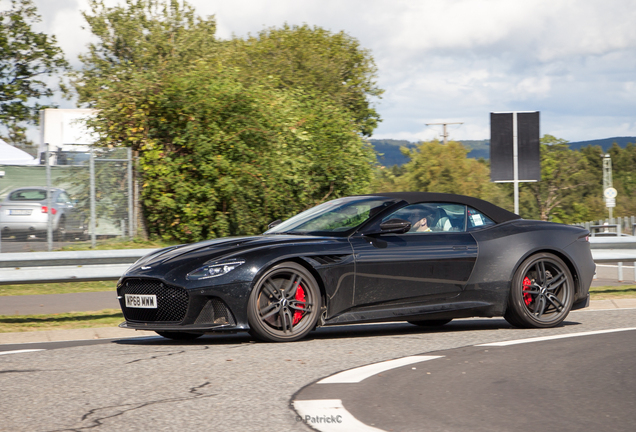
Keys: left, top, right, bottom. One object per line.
{"left": 380, "top": 218, "right": 411, "bottom": 234}
{"left": 268, "top": 219, "right": 282, "bottom": 229}
{"left": 364, "top": 218, "right": 411, "bottom": 236}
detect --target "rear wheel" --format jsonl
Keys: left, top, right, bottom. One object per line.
{"left": 155, "top": 331, "right": 203, "bottom": 340}
{"left": 408, "top": 319, "right": 452, "bottom": 327}
{"left": 54, "top": 217, "right": 66, "bottom": 242}
{"left": 504, "top": 253, "right": 574, "bottom": 328}
{"left": 247, "top": 262, "right": 321, "bottom": 342}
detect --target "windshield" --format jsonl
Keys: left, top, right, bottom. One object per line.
{"left": 265, "top": 196, "right": 396, "bottom": 236}
{"left": 8, "top": 189, "right": 48, "bottom": 201}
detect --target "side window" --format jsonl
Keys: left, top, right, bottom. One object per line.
{"left": 56, "top": 192, "right": 70, "bottom": 204}
{"left": 382, "top": 203, "right": 466, "bottom": 233}
{"left": 467, "top": 207, "right": 495, "bottom": 231}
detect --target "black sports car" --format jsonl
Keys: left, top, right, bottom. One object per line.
{"left": 117, "top": 192, "right": 594, "bottom": 342}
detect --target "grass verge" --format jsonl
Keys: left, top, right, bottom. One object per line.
{"left": 60, "top": 237, "right": 175, "bottom": 251}
{"left": 0, "top": 281, "right": 116, "bottom": 296}
{"left": 0, "top": 309, "right": 123, "bottom": 333}
{"left": 589, "top": 284, "right": 636, "bottom": 300}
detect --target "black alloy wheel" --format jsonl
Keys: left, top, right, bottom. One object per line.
{"left": 247, "top": 262, "right": 321, "bottom": 342}
{"left": 408, "top": 319, "right": 453, "bottom": 327}
{"left": 504, "top": 253, "right": 574, "bottom": 328}
{"left": 155, "top": 331, "right": 203, "bottom": 340}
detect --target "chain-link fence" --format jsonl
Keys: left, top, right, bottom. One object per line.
{"left": 0, "top": 145, "right": 138, "bottom": 253}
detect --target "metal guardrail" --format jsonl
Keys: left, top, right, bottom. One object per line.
{"left": 0, "top": 239, "right": 635, "bottom": 285}
{"left": 0, "top": 249, "right": 157, "bottom": 285}
{"left": 589, "top": 237, "right": 636, "bottom": 250}
{"left": 589, "top": 237, "right": 636, "bottom": 282}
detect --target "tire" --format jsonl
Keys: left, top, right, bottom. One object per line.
{"left": 247, "top": 262, "right": 321, "bottom": 342}
{"left": 54, "top": 217, "right": 66, "bottom": 242}
{"left": 408, "top": 319, "right": 453, "bottom": 327}
{"left": 13, "top": 232, "right": 28, "bottom": 242}
{"left": 504, "top": 253, "right": 574, "bottom": 328}
{"left": 155, "top": 331, "right": 203, "bottom": 340}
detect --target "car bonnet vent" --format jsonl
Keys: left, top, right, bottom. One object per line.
{"left": 312, "top": 255, "right": 350, "bottom": 265}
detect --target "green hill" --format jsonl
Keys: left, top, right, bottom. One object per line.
{"left": 369, "top": 137, "right": 636, "bottom": 166}
{"left": 568, "top": 137, "right": 636, "bottom": 152}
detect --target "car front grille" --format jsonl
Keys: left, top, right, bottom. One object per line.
{"left": 119, "top": 278, "right": 189, "bottom": 323}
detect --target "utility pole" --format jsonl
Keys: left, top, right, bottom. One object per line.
{"left": 426, "top": 122, "right": 463, "bottom": 144}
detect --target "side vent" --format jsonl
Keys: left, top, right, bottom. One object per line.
{"left": 194, "top": 298, "right": 236, "bottom": 326}
{"left": 311, "top": 255, "right": 350, "bottom": 265}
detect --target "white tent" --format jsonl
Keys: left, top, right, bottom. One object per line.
{"left": 0, "top": 139, "right": 39, "bottom": 165}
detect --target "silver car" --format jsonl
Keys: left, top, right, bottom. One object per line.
{"left": 0, "top": 187, "right": 87, "bottom": 241}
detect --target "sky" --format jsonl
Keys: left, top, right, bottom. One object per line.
{"left": 27, "top": 0, "right": 636, "bottom": 143}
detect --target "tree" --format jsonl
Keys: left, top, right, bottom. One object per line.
{"left": 88, "top": 64, "right": 375, "bottom": 242}
{"left": 372, "top": 140, "right": 509, "bottom": 208}
{"left": 520, "top": 135, "right": 594, "bottom": 222}
{"left": 75, "top": 0, "right": 217, "bottom": 105}
{"left": 580, "top": 142, "right": 636, "bottom": 219}
{"left": 75, "top": 0, "right": 383, "bottom": 241}
{"left": 220, "top": 24, "right": 383, "bottom": 136}
{"left": 0, "top": 0, "right": 69, "bottom": 147}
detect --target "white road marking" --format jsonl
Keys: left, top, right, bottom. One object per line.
{"left": 0, "top": 349, "right": 45, "bottom": 356}
{"left": 477, "top": 327, "right": 636, "bottom": 347}
{"left": 293, "top": 399, "right": 385, "bottom": 432}
{"left": 318, "top": 355, "right": 444, "bottom": 384}
{"left": 0, "top": 334, "right": 162, "bottom": 346}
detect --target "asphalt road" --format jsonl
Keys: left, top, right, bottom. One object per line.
{"left": 295, "top": 330, "right": 636, "bottom": 432}
{"left": 1, "top": 308, "right": 635, "bottom": 432}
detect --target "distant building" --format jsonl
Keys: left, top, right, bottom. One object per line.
{"left": 39, "top": 109, "right": 98, "bottom": 165}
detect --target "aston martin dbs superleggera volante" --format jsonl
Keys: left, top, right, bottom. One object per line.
{"left": 117, "top": 192, "right": 594, "bottom": 342}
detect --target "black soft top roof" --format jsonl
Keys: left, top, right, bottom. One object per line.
{"left": 363, "top": 192, "right": 521, "bottom": 224}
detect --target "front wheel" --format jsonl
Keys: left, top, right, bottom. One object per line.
{"left": 247, "top": 262, "right": 321, "bottom": 342}
{"left": 504, "top": 253, "right": 574, "bottom": 328}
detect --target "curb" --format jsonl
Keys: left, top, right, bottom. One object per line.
{"left": 581, "top": 298, "right": 636, "bottom": 310}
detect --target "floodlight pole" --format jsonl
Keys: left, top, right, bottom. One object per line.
{"left": 513, "top": 113, "right": 520, "bottom": 215}
{"left": 426, "top": 122, "right": 463, "bottom": 144}
{"left": 46, "top": 143, "right": 53, "bottom": 251}
{"left": 90, "top": 145, "right": 96, "bottom": 249}
{"left": 602, "top": 154, "right": 613, "bottom": 220}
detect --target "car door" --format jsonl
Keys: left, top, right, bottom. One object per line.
{"left": 350, "top": 203, "right": 478, "bottom": 308}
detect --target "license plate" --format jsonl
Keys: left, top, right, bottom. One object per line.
{"left": 9, "top": 209, "right": 32, "bottom": 215}
{"left": 125, "top": 294, "right": 157, "bottom": 309}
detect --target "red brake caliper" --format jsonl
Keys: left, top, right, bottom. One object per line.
{"left": 522, "top": 276, "right": 533, "bottom": 306}
{"left": 292, "top": 285, "right": 305, "bottom": 325}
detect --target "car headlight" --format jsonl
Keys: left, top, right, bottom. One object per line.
{"left": 187, "top": 259, "right": 245, "bottom": 280}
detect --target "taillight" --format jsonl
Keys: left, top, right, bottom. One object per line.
{"left": 41, "top": 206, "right": 57, "bottom": 215}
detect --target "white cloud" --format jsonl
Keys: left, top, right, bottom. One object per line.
{"left": 25, "top": 0, "right": 636, "bottom": 142}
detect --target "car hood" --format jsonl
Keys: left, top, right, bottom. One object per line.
{"left": 129, "top": 234, "right": 336, "bottom": 271}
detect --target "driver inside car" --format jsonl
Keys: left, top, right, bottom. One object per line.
{"left": 411, "top": 206, "right": 452, "bottom": 232}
